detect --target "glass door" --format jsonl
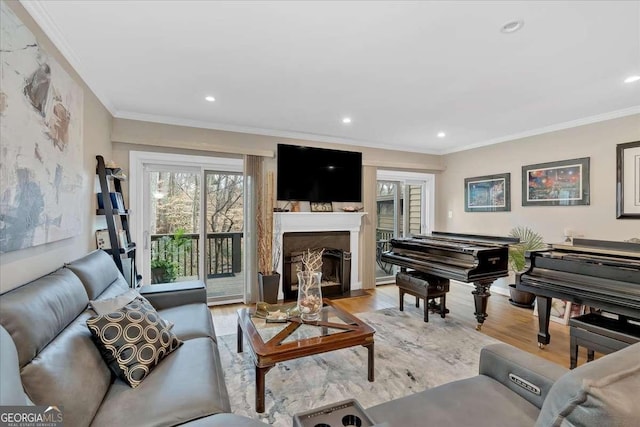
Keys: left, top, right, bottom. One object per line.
{"left": 375, "top": 180, "right": 401, "bottom": 283}
{"left": 145, "top": 167, "right": 201, "bottom": 285}
{"left": 376, "top": 171, "right": 432, "bottom": 284}
{"left": 203, "top": 171, "right": 244, "bottom": 302}
{"left": 138, "top": 154, "right": 245, "bottom": 304}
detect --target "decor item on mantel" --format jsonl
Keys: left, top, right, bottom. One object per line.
{"left": 297, "top": 249, "right": 324, "bottom": 321}
{"left": 507, "top": 226, "right": 546, "bottom": 308}
{"left": 257, "top": 170, "right": 281, "bottom": 303}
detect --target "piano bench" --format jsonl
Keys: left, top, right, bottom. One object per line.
{"left": 569, "top": 313, "right": 640, "bottom": 369}
{"left": 396, "top": 271, "right": 450, "bottom": 322}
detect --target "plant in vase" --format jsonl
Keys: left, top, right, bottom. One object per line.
{"left": 508, "top": 226, "right": 546, "bottom": 308}
{"left": 151, "top": 228, "right": 191, "bottom": 284}
{"left": 296, "top": 249, "right": 324, "bottom": 321}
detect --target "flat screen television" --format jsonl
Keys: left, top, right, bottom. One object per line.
{"left": 277, "top": 144, "right": 362, "bottom": 202}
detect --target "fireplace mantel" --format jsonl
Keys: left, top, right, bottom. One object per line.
{"left": 273, "top": 212, "right": 367, "bottom": 297}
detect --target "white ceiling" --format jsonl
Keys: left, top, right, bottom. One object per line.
{"left": 22, "top": 1, "right": 640, "bottom": 154}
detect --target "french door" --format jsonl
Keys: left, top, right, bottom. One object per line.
{"left": 375, "top": 171, "right": 434, "bottom": 284}
{"left": 131, "top": 152, "right": 244, "bottom": 304}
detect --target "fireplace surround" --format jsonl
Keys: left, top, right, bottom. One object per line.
{"left": 273, "top": 212, "right": 366, "bottom": 300}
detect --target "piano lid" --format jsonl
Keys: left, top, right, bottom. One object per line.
{"left": 551, "top": 238, "right": 640, "bottom": 260}
{"left": 420, "top": 231, "right": 520, "bottom": 246}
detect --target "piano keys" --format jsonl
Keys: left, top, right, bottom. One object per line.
{"left": 516, "top": 238, "right": 640, "bottom": 348}
{"left": 381, "top": 231, "right": 519, "bottom": 329}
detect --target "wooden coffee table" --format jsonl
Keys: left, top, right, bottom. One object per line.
{"left": 237, "top": 298, "right": 375, "bottom": 413}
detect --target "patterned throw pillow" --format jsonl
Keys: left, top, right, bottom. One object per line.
{"left": 87, "top": 297, "right": 182, "bottom": 388}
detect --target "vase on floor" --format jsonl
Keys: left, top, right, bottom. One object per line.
{"left": 258, "top": 272, "right": 280, "bottom": 304}
{"left": 296, "top": 271, "right": 323, "bottom": 322}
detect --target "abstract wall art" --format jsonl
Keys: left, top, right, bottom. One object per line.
{"left": 0, "top": 1, "right": 84, "bottom": 253}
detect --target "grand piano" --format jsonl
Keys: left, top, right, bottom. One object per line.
{"left": 517, "top": 238, "right": 640, "bottom": 348}
{"left": 381, "top": 231, "right": 519, "bottom": 329}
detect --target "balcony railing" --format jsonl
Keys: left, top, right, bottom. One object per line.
{"left": 150, "top": 232, "right": 243, "bottom": 280}
{"left": 376, "top": 228, "right": 395, "bottom": 275}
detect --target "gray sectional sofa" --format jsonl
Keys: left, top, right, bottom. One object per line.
{"left": 0, "top": 250, "right": 266, "bottom": 427}
{"left": 2, "top": 250, "right": 639, "bottom": 426}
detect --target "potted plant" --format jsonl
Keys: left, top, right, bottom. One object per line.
{"left": 257, "top": 171, "right": 281, "bottom": 303}
{"left": 507, "top": 226, "right": 546, "bottom": 308}
{"left": 151, "top": 228, "right": 191, "bottom": 284}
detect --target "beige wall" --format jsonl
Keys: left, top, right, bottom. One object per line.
{"left": 0, "top": 2, "right": 113, "bottom": 292}
{"left": 111, "top": 118, "right": 445, "bottom": 288}
{"left": 435, "top": 114, "right": 640, "bottom": 243}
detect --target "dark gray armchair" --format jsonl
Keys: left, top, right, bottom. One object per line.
{"left": 367, "top": 342, "right": 640, "bottom": 426}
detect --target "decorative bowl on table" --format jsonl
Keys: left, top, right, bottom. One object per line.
{"left": 255, "top": 301, "right": 299, "bottom": 322}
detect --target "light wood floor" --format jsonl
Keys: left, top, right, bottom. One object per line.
{"left": 211, "top": 282, "right": 590, "bottom": 368}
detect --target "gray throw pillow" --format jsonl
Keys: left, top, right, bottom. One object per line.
{"left": 86, "top": 297, "right": 182, "bottom": 388}
{"left": 90, "top": 290, "right": 174, "bottom": 330}
{"left": 89, "top": 289, "right": 138, "bottom": 315}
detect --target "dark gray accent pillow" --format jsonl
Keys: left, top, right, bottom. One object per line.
{"left": 87, "top": 297, "right": 182, "bottom": 388}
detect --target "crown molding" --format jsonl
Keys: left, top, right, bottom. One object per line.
{"left": 115, "top": 110, "right": 439, "bottom": 155}
{"left": 439, "top": 105, "right": 640, "bottom": 155}
{"left": 19, "top": 0, "right": 116, "bottom": 114}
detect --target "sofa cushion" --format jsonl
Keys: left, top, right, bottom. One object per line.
{"left": 90, "top": 337, "right": 231, "bottom": 427}
{"left": 0, "top": 268, "right": 89, "bottom": 367}
{"left": 0, "top": 326, "right": 32, "bottom": 406}
{"left": 535, "top": 342, "right": 640, "bottom": 427}
{"left": 66, "top": 250, "right": 128, "bottom": 300}
{"left": 20, "top": 312, "right": 112, "bottom": 427}
{"left": 90, "top": 289, "right": 139, "bottom": 315}
{"left": 87, "top": 298, "right": 182, "bottom": 388}
{"left": 158, "top": 303, "right": 217, "bottom": 342}
{"left": 367, "top": 375, "right": 540, "bottom": 427}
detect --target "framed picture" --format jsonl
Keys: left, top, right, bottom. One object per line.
{"left": 616, "top": 140, "right": 640, "bottom": 219}
{"left": 310, "top": 202, "right": 333, "bottom": 212}
{"left": 570, "top": 303, "right": 586, "bottom": 318}
{"left": 522, "top": 157, "right": 590, "bottom": 206}
{"left": 95, "top": 229, "right": 111, "bottom": 250}
{"left": 464, "top": 173, "right": 510, "bottom": 212}
{"left": 533, "top": 298, "right": 572, "bottom": 325}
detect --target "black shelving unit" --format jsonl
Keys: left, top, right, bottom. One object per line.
{"left": 96, "top": 155, "right": 139, "bottom": 287}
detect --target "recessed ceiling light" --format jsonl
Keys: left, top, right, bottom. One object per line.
{"left": 500, "top": 20, "right": 524, "bottom": 34}
{"left": 205, "top": 95, "right": 216, "bottom": 102}
{"left": 624, "top": 75, "right": 640, "bottom": 83}
{"left": 437, "top": 132, "right": 446, "bottom": 138}
{"left": 342, "top": 117, "right": 352, "bottom": 124}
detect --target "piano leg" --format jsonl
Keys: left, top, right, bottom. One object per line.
{"left": 536, "top": 296, "right": 552, "bottom": 348}
{"left": 472, "top": 280, "right": 493, "bottom": 330}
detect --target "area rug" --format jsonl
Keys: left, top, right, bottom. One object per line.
{"left": 217, "top": 305, "right": 500, "bottom": 426}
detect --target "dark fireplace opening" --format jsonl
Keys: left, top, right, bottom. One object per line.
{"left": 282, "top": 231, "right": 351, "bottom": 300}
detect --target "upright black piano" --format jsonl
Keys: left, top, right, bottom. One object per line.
{"left": 517, "top": 238, "right": 640, "bottom": 347}
{"left": 381, "top": 231, "right": 519, "bottom": 329}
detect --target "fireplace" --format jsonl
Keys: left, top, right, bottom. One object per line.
{"left": 273, "top": 212, "right": 366, "bottom": 300}
{"left": 283, "top": 248, "right": 352, "bottom": 300}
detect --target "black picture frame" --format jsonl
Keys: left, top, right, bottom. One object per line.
{"left": 616, "top": 140, "right": 640, "bottom": 219}
{"left": 522, "top": 157, "right": 590, "bottom": 206}
{"left": 464, "top": 173, "right": 510, "bottom": 212}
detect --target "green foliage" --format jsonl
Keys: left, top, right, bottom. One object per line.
{"left": 151, "top": 228, "right": 191, "bottom": 283}
{"left": 508, "top": 226, "right": 546, "bottom": 273}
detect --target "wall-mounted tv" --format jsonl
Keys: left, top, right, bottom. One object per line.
{"left": 277, "top": 144, "right": 362, "bottom": 202}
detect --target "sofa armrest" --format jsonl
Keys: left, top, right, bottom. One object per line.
{"left": 139, "top": 281, "right": 206, "bottom": 310}
{"left": 479, "top": 343, "right": 568, "bottom": 409}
